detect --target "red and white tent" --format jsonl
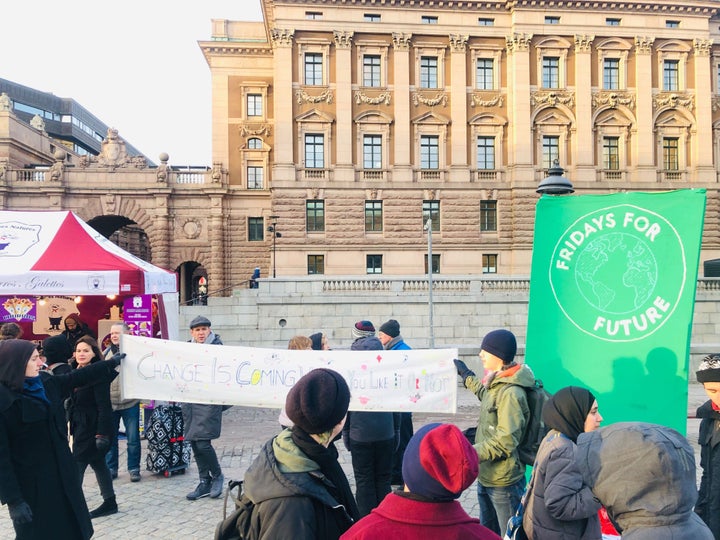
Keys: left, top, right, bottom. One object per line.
{"left": 0, "top": 210, "right": 177, "bottom": 296}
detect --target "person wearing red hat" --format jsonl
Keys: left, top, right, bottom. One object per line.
{"left": 340, "top": 422, "right": 500, "bottom": 539}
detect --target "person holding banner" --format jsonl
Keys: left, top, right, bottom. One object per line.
{"left": 453, "top": 329, "right": 535, "bottom": 536}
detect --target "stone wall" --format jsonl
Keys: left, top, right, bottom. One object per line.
{"left": 180, "top": 276, "right": 720, "bottom": 381}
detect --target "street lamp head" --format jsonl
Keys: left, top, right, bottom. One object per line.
{"left": 537, "top": 159, "right": 574, "bottom": 195}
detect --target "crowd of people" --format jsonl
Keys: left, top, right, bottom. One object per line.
{"left": 0, "top": 316, "right": 719, "bottom": 540}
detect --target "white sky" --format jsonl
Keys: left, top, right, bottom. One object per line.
{"left": 1, "top": 0, "right": 264, "bottom": 166}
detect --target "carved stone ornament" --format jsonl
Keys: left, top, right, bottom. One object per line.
{"left": 368, "top": 188, "right": 380, "bottom": 200}
{"left": 296, "top": 89, "right": 333, "bottom": 105}
{"left": 506, "top": 33, "right": 533, "bottom": 53}
{"left": 531, "top": 90, "right": 575, "bottom": 109}
{"left": 182, "top": 219, "right": 202, "bottom": 239}
{"left": 592, "top": 91, "right": 636, "bottom": 110}
{"left": 102, "top": 193, "right": 117, "bottom": 214}
{"left": 471, "top": 93, "right": 504, "bottom": 107}
{"left": 270, "top": 28, "right": 295, "bottom": 47}
{"left": 392, "top": 32, "right": 412, "bottom": 50}
{"left": 412, "top": 92, "right": 448, "bottom": 107}
{"left": 0, "top": 159, "right": 8, "bottom": 181}
{"left": 354, "top": 91, "right": 391, "bottom": 106}
{"left": 424, "top": 189, "right": 438, "bottom": 200}
{"left": 0, "top": 92, "right": 11, "bottom": 111}
{"left": 634, "top": 36, "right": 655, "bottom": 55}
{"left": 334, "top": 31, "right": 353, "bottom": 49}
{"left": 96, "top": 128, "right": 131, "bottom": 171}
{"left": 449, "top": 34, "right": 469, "bottom": 52}
{"left": 712, "top": 96, "right": 720, "bottom": 112}
{"left": 574, "top": 34, "right": 594, "bottom": 53}
{"left": 49, "top": 160, "right": 64, "bottom": 182}
{"left": 211, "top": 162, "right": 223, "bottom": 183}
{"left": 240, "top": 124, "right": 271, "bottom": 137}
{"left": 30, "top": 114, "right": 46, "bottom": 132}
{"left": 694, "top": 38, "right": 713, "bottom": 56}
{"left": 653, "top": 93, "right": 694, "bottom": 112}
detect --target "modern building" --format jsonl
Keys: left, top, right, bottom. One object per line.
{"left": 200, "top": 0, "right": 720, "bottom": 278}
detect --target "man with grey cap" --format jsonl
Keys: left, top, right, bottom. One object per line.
{"left": 184, "top": 315, "right": 227, "bottom": 500}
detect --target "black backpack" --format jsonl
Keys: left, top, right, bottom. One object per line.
{"left": 504, "top": 379, "right": 552, "bottom": 466}
{"left": 214, "top": 480, "right": 256, "bottom": 540}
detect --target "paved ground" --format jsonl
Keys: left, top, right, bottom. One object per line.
{"left": 0, "top": 383, "right": 708, "bottom": 539}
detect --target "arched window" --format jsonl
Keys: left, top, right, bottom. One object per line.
{"left": 248, "top": 138, "right": 262, "bottom": 149}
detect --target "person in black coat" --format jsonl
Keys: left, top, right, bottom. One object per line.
{"left": 696, "top": 355, "right": 720, "bottom": 539}
{"left": 68, "top": 336, "right": 118, "bottom": 519}
{"left": 0, "top": 339, "right": 122, "bottom": 540}
{"left": 61, "top": 313, "right": 95, "bottom": 352}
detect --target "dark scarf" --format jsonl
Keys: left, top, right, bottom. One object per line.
{"left": 291, "top": 426, "right": 360, "bottom": 521}
{"left": 542, "top": 386, "right": 595, "bottom": 443}
{"left": 23, "top": 376, "right": 49, "bottom": 403}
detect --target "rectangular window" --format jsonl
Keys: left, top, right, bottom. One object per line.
{"left": 542, "top": 57, "right": 560, "bottom": 88}
{"left": 603, "top": 58, "right": 620, "bottom": 90}
{"left": 422, "top": 200, "right": 440, "bottom": 232}
{"left": 306, "top": 11, "right": 322, "bottom": 20}
{"left": 247, "top": 94, "right": 262, "bottom": 117}
{"left": 424, "top": 254, "right": 440, "bottom": 274}
{"left": 603, "top": 137, "right": 620, "bottom": 170}
{"left": 248, "top": 217, "right": 264, "bottom": 241}
{"left": 306, "top": 200, "right": 325, "bottom": 232}
{"left": 476, "top": 136, "right": 495, "bottom": 170}
{"left": 476, "top": 58, "right": 494, "bottom": 90}
{"left": 663, "top": 60, "right": 679, "bottom": 91}
{"left": 663, "top": 138, "right": 679, "bottom": 170}
{"left": 606, "top": 18, "right": 621, "bottom": 25}
{"left": 542, "top": 136, "right": 560, "bottom": 169}
{"left": 421, "top": 15, "right": 438, "bottom": 24}
{"left": 478, "top": 18, "right": 494, "bottom": 26}
{"left": 483, "top": 254, "right": 498, "bottom": 274}
{"left": 480, "top": 200, "right": 497, "bottom": 232}
{"left": 304, "top": 134, "right": 324, "bottom": 169}
{"left": 365, "top": 200, "right": 383, "bottom": 232}
{"left": 545, "top": 16, "right": 560, "bottom": 24}
{"left": 308, "top": 255, "right": 325, "bottom": 275}
{"left": 420, "top": 135, "right": 439, "bottom": 170}
{"left": 363, "top": 135, "right": 382, "bottom": 169}
{"left": 363, "top": 55, "right": 381, "bottom": 87}
{"left": 304, "top": 53, "right": 323, "bottom": 85}
{"left": 366, "top": 254, "right": 383, "bottom": 274}
{"left": 420, "top": 56, "right": 438, "bottom": 89}
{"left": 666, "top": 20, "right": 680, "bottom": 28}
{"left": 247, "top": 165, "right": 264, "bottom": 189}
{"left": 364, "top": 13, "right": 381, "bottom": 22}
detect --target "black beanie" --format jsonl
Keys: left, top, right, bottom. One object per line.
{"left": 43, "top": 335, "right": 72, "bottom": 365}
{"left": 697, "top": 354, "right": 720, "bottom": 383}
{"left": 309, "top": 332, "right": 324, "bottom": 351}
{"left": 481, "top": 329, "right": 517, "bottom": 364}
{"left": 379, "top": 319, "right": 400, "bottom": 338}
{"left": 285, "top": 368, "right": 351, "bottom": 434}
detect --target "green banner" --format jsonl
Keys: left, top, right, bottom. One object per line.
{"left": 526, "top": 190, "right": 706, "bottom": 434}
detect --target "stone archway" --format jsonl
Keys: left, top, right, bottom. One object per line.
{"left": 87, "top": 215, "right": 152, "bottom": 262}
{"left": 176, "top": 261, "right": 208, "bottom": 306}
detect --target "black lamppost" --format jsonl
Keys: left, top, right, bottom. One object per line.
{"left": 537, "top": 159, "right": 574, "bottom": 195}
{"left": 267, "top": 215, "right": 281, "bottom": 278}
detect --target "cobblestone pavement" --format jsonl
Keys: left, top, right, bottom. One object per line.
{"left": 0, "top": 384, "right": 707, "bottom": 539}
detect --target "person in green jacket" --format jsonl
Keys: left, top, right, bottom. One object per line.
{"left": 454, "top": 329, "right": 536, "bottom": 536}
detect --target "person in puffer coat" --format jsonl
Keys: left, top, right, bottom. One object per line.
{"left": 576, "top": 422, "right": 713, "bottom": 540}
{"left": 243, "top": 368, "right": 359, "bottom": 539}
{"left": 695, "top": 354, "right": 720, "bottom": 539}
{"left": 523, "top": 386, "right": 602, "bottom": 540}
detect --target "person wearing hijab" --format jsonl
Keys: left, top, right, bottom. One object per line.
{"left": 0, "top": 339, "right": 123, "bottom": 540}
{"left": 523, "top": 386, "right": 603, "bottom": 540}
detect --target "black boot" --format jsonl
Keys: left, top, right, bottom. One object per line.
{"left": 89, "top": 496, "right": 118, "bottom": 519}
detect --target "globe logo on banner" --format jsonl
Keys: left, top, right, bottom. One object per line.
{"left": 549, "top": 204, "right": 686, "bottom": 342}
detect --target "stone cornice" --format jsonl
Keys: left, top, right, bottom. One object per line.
{"left": 201, "top": 44, "right": 273, "bottom": 56}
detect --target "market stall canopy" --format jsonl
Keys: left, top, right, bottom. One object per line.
{"left": 0, "top": 210, "right": 177, "bottom": 295}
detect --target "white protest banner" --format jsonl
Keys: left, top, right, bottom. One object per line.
{"left": 120, "top": 335, "right": 458, "bottom": 414}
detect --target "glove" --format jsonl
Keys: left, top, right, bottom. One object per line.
{"left": 95, "top": 435, "right": 110, "bottom": 453}
{"left": 342, "top": 431, "right": 352, "bottom": 452}
{"left": 8, "top": 501, "right": 32, "bottom": 525}
{"left": 453, "top": 359, "right": 475, "bottom": 382}
{"left": 109, "top": 353, "right": 126, "bottom": 366}
{"left": 393, "top": 430, "right": 401, "bottom": 452}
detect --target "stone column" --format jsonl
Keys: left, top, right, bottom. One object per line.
{"left": 574, "top": 35, "right": 595, "bottom": 181}
{"left": 506, "top": 33, "right": 534, "bottom": 183}
{"left": 334, "top": 31, "right": 354, "bottom": 182}
{"left": 693, "top": 38, "right": 715, "bottom": 182}
{"left": 449, "top": 34, "right": 470, "bottom": 182}
{"left": 392, "top": 33, "right": 413, "bottom": 182}
{"left": 271, "top": 28, "right": 296, "bottom": 181}
{"left": 208, "top": 196, "right": 226, "bottom": 295}
{"left": 633, "top": 36, "right": 656, "bottom": 182}
{"left": 152, "top": 193, "right": 171, "bottom": 269}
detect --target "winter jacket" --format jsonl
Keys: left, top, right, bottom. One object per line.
{"left": 0, "top": 359, "right": 117, "bottom": 540}
{"left": 68, "top": 356, "right": 115, "bottom": 462}
{"left": 104, "top": 345, "right": 140, "bottom": 411}
{"left": 340, "top": 491, "right": 501, "bottom": 539}
{"left": 524, "top": 430, "right": 601, "bottom": 540}
{"left": 183, "top": 332, "right": 226, "bottom": 440}
{"left": 576, "top": 422, "right": 713, "bottom": 540}
{"left": 464, "top": 363, "right": 535, "bottom": 487}
{"left": 243, "top": 429, "right": 355, "bottom": 539}
{"left": 384, "top": 336, "right": 411, "bottom": 351}
{"left": 343, "top": 411, "right": 400, "bottom": 443}
{"left": 696, "top": 399, "right": 720, "bottom": 538}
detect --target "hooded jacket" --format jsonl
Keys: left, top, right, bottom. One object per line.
{"left": 695, "top": 399, "right": 720, "bottom": 538}
{"left": 243, "top": 429, "right": 355, "bottom": 539}
{"left": 576, "top": 422, "right": 713, "bottom": 540}
{"left": 464, "top": 363, "right": 536, "bottom": 487}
